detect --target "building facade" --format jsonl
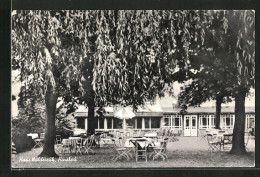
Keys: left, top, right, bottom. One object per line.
{"left": 74, "top": 105, "right": 255, "bottom": 137}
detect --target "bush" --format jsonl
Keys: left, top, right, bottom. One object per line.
{"left": 56, "top": 109, "right": 76, "bottom": 139}
{"left": 12, "top": 130, "right": 34, "bottom": 153}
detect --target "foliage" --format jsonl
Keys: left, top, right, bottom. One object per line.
{"left": 12, "top": 98, "right": 45, "bottom": 134}
{"left": 55, "top": 105, "right": 76, "bottom": 138}
{"left": 177, "top": 11, "right": 254, "bottom": 108}
{"left": 12, "top": 10, "right": 254, "bottom": 155}
{"left": 12, "top": 96, "right": 45, "bottom": 153}
{"left": 12, "top": 132, "right": 35, "bottom": 153}
{"left": 93, "top": 10, "right": 212, "bottom": 108}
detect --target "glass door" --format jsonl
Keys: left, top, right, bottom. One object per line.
{"left": 184, "top": 115, "right": 198, "bottom": 136}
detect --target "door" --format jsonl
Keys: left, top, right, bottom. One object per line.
{"left": 184, "top": 115, "right": 198, "bottom": 136}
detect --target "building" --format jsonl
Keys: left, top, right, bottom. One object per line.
{"left": 73, "top": 104, "right": 255, "bottom": 137}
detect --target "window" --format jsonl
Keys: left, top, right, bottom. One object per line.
{"left": 199, "top": 115, "right": 215, "bottom": 129}
{"left": 210, "top": 115, "right": 215, "bottom": 128}
{"left": 221, "top": 114, "right": 235, "bottom": 129}
{"left": 137, "top": 118, "right": 142, "bottom": 129}
{"left": 173, "top": 117, "right": 181, "bottom": 128}
{"left": 113, "top": 118, "right": 122, "bottom": 129}
{"left": 107, "top": 118, "right": 112, "bottom": 129}
{"left": 192, "top": 117, "right": 196, "bottom": 129}
{"left": 246, "top": 114, "right": 255, "bottom": 128}
{"left": 162, "top": 115, "right": 182, "bottom": 129}
{"left": 126, "top": 119, "right": 134, "bottom": 128}
{"left": 151, "top": 117, "right": 160, "bottom": 128}
{"left": 163, "top": 116, "right": 171, "bottom": 127}
{"left": 99, "top": 118, "right": 104, "bottom": 129}
{"left": 77, "top": 118, "right": 85, "bottom": 129}
{"left": 144, "top": 118, "right": 150, "bottom": 129}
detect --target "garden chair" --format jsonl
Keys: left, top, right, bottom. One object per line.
{"left": 75, "top": 138, "right": 84, "bottom": 155}
{"left": 207, "top": 134, "right": 221, "bottom": 151}
{"left": 222, "top": 134, "right": 232, "bottom": 151}
{"left": 135, "top": 141, "right": 148, "bottom": 163}
{"left": 33, "top": 133, "right": 44, "bottom": 148}
{"left": 61, "top": 139, "right": 71, "bottom": 154}
{"left": 55, "top": 135, "right": 62, "bottom": 144}
{"left": 168, "top": 129, "right": 178, "bottom": 142}
{"left": 112, "top": 138, "right": 133, "bottom": 162}
{"left": 244, "top": 132, "right": 250, "bottom": 150}
{"left": 80, "top": 135, "right": 94, "bottom": 154}
{"left": 126, "top": 131, "right": 131, "bottom": 137}
{"left": 152, "top": 138, "right": 168, "bottom": 161}
{"left": 199, "top": 130, "right": 208, "bottom": 141}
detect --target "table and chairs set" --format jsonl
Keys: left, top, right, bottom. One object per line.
{"left": 27, "top": 133, "right": 45, "bottom": 148}
{"left": 112, "top": 132, "right": 170, "bottom": 162}
{"left": 26, "top": 129, "right": 176, "bottom": 163}
{"left": 205, "top": 129, "right": 252, "bottom": 151}
{"left": 56, "top": 135, "right": 95, "bottom": 155}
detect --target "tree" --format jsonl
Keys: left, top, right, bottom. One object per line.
{"left": 177, "top": 40, "right": 234, "bottom": 129}
{"left": 12, "top": 10, "right": 183, "bottom": 157}
{"left": 199, "top": 11, "right": 255, "bottom": 154}
{"left": 224, "top": 11, "right": 255, "bottom": 154}
{"left": 176, "top": 10, "right": 255, "bottom": 154}
{"left": 13, "top": 10, "right": 253, "bottom": 157}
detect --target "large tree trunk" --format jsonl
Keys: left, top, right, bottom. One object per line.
{"left": 87, "top": 99, "right": 95, "bottom": 135}
{"left": 215, "top": 96, "right": 222, "bottom": 129}
{"left": 39, "top": 85, "right": 58, "bottom": 157}
{"left": 83, "top": 54, "right": 96, "bottom": 135}
{"left": 229, "top": 89, "right": 246, "bottom": 154}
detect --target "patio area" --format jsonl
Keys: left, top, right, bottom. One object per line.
{"left": 12, "top": 137, "right": 255, "bottom": 168}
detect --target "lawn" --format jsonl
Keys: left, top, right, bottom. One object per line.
{"left": 12, "top": 137, "right": 255, "bottom": 168}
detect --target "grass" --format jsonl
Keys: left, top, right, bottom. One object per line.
{"left": 12, "top": 137, "right": 255, "bottom": 168}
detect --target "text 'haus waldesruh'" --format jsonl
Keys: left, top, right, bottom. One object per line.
{"left": 73, "top": 103, "right": 255, "bottom": 137}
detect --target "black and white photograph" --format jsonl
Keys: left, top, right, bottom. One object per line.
{"left": 11, "top": 10, "right": 255, "bottom": 168}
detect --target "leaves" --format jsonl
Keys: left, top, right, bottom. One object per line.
{"left": 12, "top": 10, "right": 254, "bottom": 110}
{"left": 178, "top": 10, "right": 255, "bottom": 107}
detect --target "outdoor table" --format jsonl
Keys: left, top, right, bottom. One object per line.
{"left": 68, "top": 137, "right": 83, "bottom": 153}
{"left": 144, "top": 132, "right": 157, "bottom": 139}
{"left": 100, "top": 138, "right": 116, "bottom": 147}
{"left": 128, "top": 137, "right": 153, "bottom": 146}
{"left": 207, "top": 133, "right": 232, "bottom": 151}
{"left": 27, "top": 133, "right": 38, "bottom": 139}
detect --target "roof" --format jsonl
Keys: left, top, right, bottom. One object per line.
{"left": 161, "top": 106, "right": 255, "bottom": 114}
{"left": 74, "top": 106, "right": 114, "bottom": 117}
{"left": 74, "top": 105, "right": 255, "bottom": 118}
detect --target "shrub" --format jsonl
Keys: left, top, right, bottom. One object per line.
{"left": 56, "top": 108, "right": 76, "bottom": 139}
{"left": 12, "top": 129, "right": 34, "bottom": 153}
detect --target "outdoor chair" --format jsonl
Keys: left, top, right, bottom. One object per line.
{"left": 75, "top": 138, "right": 84, "bottom": 155}
{"left": 199, "top": 130, "right": 208, "bottom": 141}
{"left": 222, "top": 134, "right": 232, "bottom": 151}
{"left": 112, "top": 138, "right": 133, "bottom": 162}
{"left": 244, "top": 132, "right": 250, "bottom": 150}
{"left": 118, "top": 137, "right": 124, "bottom": 146}
{"left": 207, "top": 134, "right": 221, "bottom": 151}
{"left": 136, "top": 130, "right": 143, "bottom": 137}
{"left": 135, "top": 141, "right": 148, "bottom": 163}
{"left": 168, "top": 130, "right": 179, "bottom": 142}
{"left": 126, "top": 131, "right": 131, "bottom": 137}
{"left": 115, "top": 131, "right": 120, "bottom": 138}
{"left": 80, "top": 135, "right": 95, "bottom": 154}
{"left": 100, "top": 137, "right": 116, "bottom": 148}
{"left": 61, "top": 139, "right": 71, "bottom": 154}
{"left": 120, "top": 132, "right": 124, "bottom": 138}
{"left": 33, "top": 133, "right": 45, "bottom": 148}
{"left": 55, "top": 135, "right": 62, "bottom": 144}
{"left": 152, "top": 138, "right": 168, "bottom": 161}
